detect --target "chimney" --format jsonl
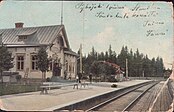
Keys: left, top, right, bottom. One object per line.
{"left": 15, "top": 22, "right": 24, "bottom": 28}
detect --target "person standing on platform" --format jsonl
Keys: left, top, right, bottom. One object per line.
{"left": 89, "top": 73, "right": 92, "bottom": 84}
{"left": 78, "top": 73, "right": 82, "bottom": 83}
{"left": 76, "top": 76, "right": 79, "bottom": 83}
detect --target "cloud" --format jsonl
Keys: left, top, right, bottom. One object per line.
{"left": 82, "top": 26, "right": 117, "bottom": 52}
{"left": 91, "top": 27, "right": 115, "bottom": 44}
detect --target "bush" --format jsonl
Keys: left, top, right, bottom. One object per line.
{"left": 16, "top": 75, "right": 22, "bottom": 82}
{"left": 111, "top": 84, "right": 117, "bottom": 88}
{"left": 0, "top": 84, "right": 41, "bottom": 96}
{"left": 107, "top": 75, "right": 117, "bottom": 82}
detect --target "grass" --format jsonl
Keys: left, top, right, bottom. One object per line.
{"left": 0, "top": 83, "right": 42, "bottom": 96}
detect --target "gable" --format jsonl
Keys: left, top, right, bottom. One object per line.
{"left": 51, "top": 25, "right": 70, "bottom": 49}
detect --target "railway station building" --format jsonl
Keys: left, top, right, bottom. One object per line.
{"left": 0, "top": 23, "right": 78, "bottom": 79}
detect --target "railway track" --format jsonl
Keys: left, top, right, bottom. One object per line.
{"left": 150, "top": 79, "right": 174, "bottom": 111}
{"left": 125, "top": 81, "right": 163, "bottom": 111}
{"left": 86, "top": 81, "right": 158, "bottom": 112}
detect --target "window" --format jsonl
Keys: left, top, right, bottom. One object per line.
{"left": 65, "top": 60, "right": 68, "bottom": 71}
{"left": 48, "top": 57, "right": 53, "bottom": 71}
{"left": 16, "top": 55, "right": 24, "bottom": 71}
{"left": 31, "top": 54, "right": 38, "bottom": 70}
{"left": 72, "top": 63, "right": 75, "bottom": 73}
{"left": 69, "top": 65, "right": 71, "bottom": 72}
{"left": 59, "top": 36, "right": 64, "bottom": 47}
{"left": 18, "top": 36, "right": 27, "bottom": 41}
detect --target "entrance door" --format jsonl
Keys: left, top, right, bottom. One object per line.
{"left": 53, "top": 63, "right": 61, "bottom": 76}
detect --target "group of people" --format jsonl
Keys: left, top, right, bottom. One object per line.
{"left": 64, "top": 70, "right": 93, "bottom": 83}
{"left": 76, "top": 73, "right": 92, "bottom": 84}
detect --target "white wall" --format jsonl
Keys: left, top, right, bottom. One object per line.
{"left": 64, "top": 54, "right": 77, "bottom": 78}
{"left": 7, "top": 46, "right": 77, "bottom": 79}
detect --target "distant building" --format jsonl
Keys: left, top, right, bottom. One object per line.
{"left": 0, "top": 23, "right": 78, "bottom": 79}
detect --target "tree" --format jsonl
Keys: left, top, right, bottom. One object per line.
{"left": 108, "top": 45, "right": 112, "bottom": 62}
{"left": 155, "top": 57, "right": 164, "bottom": 77}
{"left": 105, "top": 51, "right": 109, "bottom": 61}
{"left": 16, "top": 75, "right": 22, "bottom": 83}
{"left": 142, "top": 55, "right": 151, "bottom": 77}
{"left": 90, "top": 61, "right": 101, "bottom": 81}
{"left": 128, "top": 49, "right": 134, "bottom": 77}
{"left": 80, "top": 45, "right": 165, "bottom": 79}
{"left": 0, "top": 44, "right": 14, "bottom": 83}
{"left": 151, "top": 58, "right": 156, "bottom": 76}
{"left": 112, "top": 51, "right": 117, "bottom": 63}
{"left": 37, "top": 46, "right": 49, "bottom": 82}
{"left": 117, "top": 46, "right": 129, "bottom": 72}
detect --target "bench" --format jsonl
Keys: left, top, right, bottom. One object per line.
{"left": 73, "top": 81, "right": 90, "bottom": 89}
{"left": 40, "top": 82, "right": 77, "bottom": 94}
{"left": 40, "top": 82, "right": 90, "bottom": 94}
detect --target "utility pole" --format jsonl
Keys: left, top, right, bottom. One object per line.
{"left": 80, "top": 5, "right": 85, "bottom": 75}
{"left": 60, "top": 0, "right": 63, "bottom": 25}
{"left": 126, "top": 58, "right": 128, "bottom": 78}
{"left": 80, "top": 44, "right": 83, "bottom": 74}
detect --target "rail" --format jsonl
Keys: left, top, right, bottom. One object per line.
{"left": 122, "top": 81, "right": 158, "bottom": 111}
{"left": 85, "top": 81, "right": 156, "bottom": 112}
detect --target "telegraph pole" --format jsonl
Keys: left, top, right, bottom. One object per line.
{"left": 126, "top": 58, "right": 128, "bottom": 78}
{"left": 80, "top": 44, "right": 83, "bottom": 74}
{"left": 80, "top": 5, "right": 85, "bottom": 75}
{"left": 60, "top": 0, "right": 63, "bottom": 25}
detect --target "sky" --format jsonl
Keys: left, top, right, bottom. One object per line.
{"left": 0, "top": 1, "right": 173, "bottom": 68}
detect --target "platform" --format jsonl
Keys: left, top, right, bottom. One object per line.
{"left": 0, "top": 80, "right": 151, "bottom": 111}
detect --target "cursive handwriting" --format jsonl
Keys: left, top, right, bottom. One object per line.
{"left": 143, "top": 20, "right": 164, "bottom": 27}
{"left": 75, "top": 2, "right": 103, "bottom": 13}
{"left": 146, "top": 30, "right": 166, "bottom": 37}
{"left": 75, "top": 2, "right": 167, "bottom": 38}
{"left": 132, "top": 11, "right": 158, "bottom": 18}
{"left": 105, "top": 4, "right": 125, "bottom": 10}
{"left": 95, "top": 11, "right": 128, "bottom": 19}
{"left": 132, "top": 3, "right": 160, "bottom": 12}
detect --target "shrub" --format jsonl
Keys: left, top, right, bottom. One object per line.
{"left": 16, "top": 75, "right": 22, "bottom": 82}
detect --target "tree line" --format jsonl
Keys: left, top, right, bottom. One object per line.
{"left": 78, "top": 45, "right": 165, "bottom": 78}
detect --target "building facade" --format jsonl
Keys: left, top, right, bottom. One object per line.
{"left": 0, "top": 23, "right": 78, "bottom": 79}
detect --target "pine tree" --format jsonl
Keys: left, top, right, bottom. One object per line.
{"left": 0, "top": 44, "right": 14, "bottom": 83}
{"left": 128, "top": 49, "right": 134, "bottom": 77}
{"left": 37, "top": 46, "right": 49, "bottom": 81}
{"left": 155, "top": 57, "right": 164, "bottom": 77}
{"left": 100, "top": 52, "right": 105, "bottom": 61}
{"left": 112, "top": 51, "right": 117, "bottom": 63}
{"left": 90, "top": 61, "right": 100, "bottom": 80}
{"left": 142, "top": 55, "right": 151, "bottom": 77}
{"left": 117, "top": 46, "right": 129, "bottom": 70}
{"left": 105, "top": 51, "right": 109, "bottom": 61}
{"left": 108, "top": 45, "right": 112, "bottom": 62}
{"left": 150, "top": 58, "right": 156, "bottom": 76}
{"left": 80, "top": 45, "right": 165, "bottom": 79}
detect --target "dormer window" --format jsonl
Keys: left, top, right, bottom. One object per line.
{"left": 18, "top": 36, "right": 27, "bottom": 42}
{"left": 17, "top": 30, "right": 37, "bottom": 42}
